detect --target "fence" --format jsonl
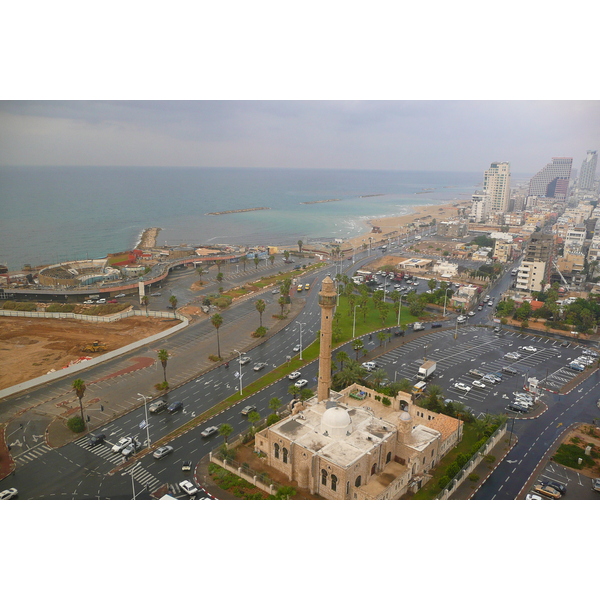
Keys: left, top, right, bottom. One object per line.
{"left": 436, "top": 423, "right": 507, "bottom": 500}
{"left": 0, "top": 307, "right": 176, "bottom": 322}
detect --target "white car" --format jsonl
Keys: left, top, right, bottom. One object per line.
{"left": 111, "top": 436, "right": 132, "bottom": 453}
{"left": 0, "top": 488, "right": 18, "bottom": 500}
{"left": 83, "top": 300, "right": 94, "bottom": 304}
{"left": 454, "top": 382, "right": 471, "bottom": 392}
{"left": 253, "top": 362, "right": 267, "bottom": 371}
{"left": 288, "top": 371, "right": 301, "bottom": 380}
{"left": 294, "top": 379, "right": 308, "bottom": 388}
{"left": 115, "top": 293, "right": 126, "bottom": 298}
{"left": 293, "top": 345, "right": 301, "bottom": 352}
{"left": 457, "top": 315, "right": 467, "bottom": 323}
{"left": 472, "top": 380, "right": 486, "bottom": 388}
{"left": 505, "top": 352, "right": 522, "bottom": 360}
{"left": 179, "top": 480, "right": 198, "bottom": 496}
{"left": 525, "top": 493, "right": 543, "bottom": 500}
{"left": 200, "top": 425, "right": 219, "bottom": 438}
{"left": 521, "top": 346, "right": 537, "bottom": 352}
{"left": 362, "top": 361, "right": 377, "bottom": 371}
{"left": 238, "top": 355, "right": 251, "bottom": 365}
{"left": 467, "top": 311, "right": 475, "bottom": 317}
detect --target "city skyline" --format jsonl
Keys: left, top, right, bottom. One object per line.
{"left": 1, "top": 100, "right": 598, "bottom": 173}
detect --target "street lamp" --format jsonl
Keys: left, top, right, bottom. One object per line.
{"left": 398, "top": 294, "right": 407, "bottom": 327}
{"left": 353, "top": 304, "right": 361, "bottom": 338}
{"left": 298, "top": 322, "right": 305, "bottom": 360}
{"left": 234, "top": 349, "right": 244, "bottom": 395}
{"left": 137, "top": 393, "right": 152, "bottom": 448}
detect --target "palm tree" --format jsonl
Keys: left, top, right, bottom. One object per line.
{"left": 157, "top": 349, "right": 169, "bottom": 383}
{"left": 335, "top": 350, "right": 350, "bottom": 371}
{"left": 370, "top": 367, "right": 388, "bottom": 388}
{"left": 216, "top": 272, "right": 224, "bottom": 285}
{"left": 169, "top": 295, "right": 178, "bottom": 310}
{"left": 278, "top": 295, "right": 287, "bottom": 316}
{"left": 72, "top": 378, "right": 86, "bottom": 426}
{"left": 141, "top": 295, "right": 149, "bottom": 315}
{"left": 280, "top": 278, "right": 291, "bottom": 297}
{"left": 268, "top": 397, "right": 281, "bottom": 414}
{"left": 269, "top": 253, "right": 276, "bottom": 266}
{"left": 297, "top": 240, "right": 303, "bottom": 254}
{"left": 254, "top": 255, "right": 260, "bottom": 269}
{"left": 196, "top": 265, "right": 206, "bottom": 283}
{"left": 395, "top": 378, "right": 413, "bottom": 393}
{"left": 333, "top": 361, "right": 367, "bottom": 389}
{"left": 352, "top": 338, "right": 365, "bottom": 360}
{"left": 241, "top": 255, "right": 248, "bottom": 271}
{"left": 219, "top": 423, "right": 234, "bottom": 446}
{"left": 255, "top": 298, "right": 266, "bottom": 328}
{"left": 248, "top": 410, "right": 261, "bottom": 433}
{"left": 288, "top": 383, "right": 300, "bottom": 399}
{"left": 283, "top": 250, "right": 290, "bottom": 262}
{"left": 211, "top": 313, "right": 223, "bottom": 358}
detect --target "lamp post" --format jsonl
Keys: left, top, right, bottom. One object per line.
{"left": 398, "top": 294, "right": 407, "bottom": 327}
{"left": 234, "top": 349, "right": 244, "bottom": 395}
{"left": 298, "top": 322, "right": 305, "bottom": 360}
{"left": 137, "top": 393, "right": 151, "bottom": 448}
{"left": 353, "top": 304, "right": 361, "bottom": 339}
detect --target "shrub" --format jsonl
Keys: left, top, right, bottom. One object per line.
{"left": 438, "top": 475, "right": 450, "bottom": 490}
{"left": 155, "top": 381, "right": 169, "bottom": 390}
{"left": 47, "top": 303, "right": 75, "bottom": 313}
{"left": 553, "top": 443, "right": 595, "bottom": 469}
{"left": 266, "top": 414, "right": 281, "bottom": 426}
{"left": 570, "top": 436, "right": 581, "bottom": 444}
{"left": 468, "top": 472, "right": 480, "bottom": 482}
{"left": 208, "top": 354, "right": 221, "bottom": 362}
{"left": 445, "top": 462, "right": 460, "bottom": 479}
{"left": 3, "top": 301, "right": 37, "bottom": 311}
{"left": 484, "top": 454, "right": 496, "bottom": 463}
{"left": 455, "top": 453, "right": 469, "bottom": 468}
{"left": 212, "top": 296, "right": 232, "bottom": 309}
{"left": 253, "top": 326, "right": 268, "bottom": 338}
{"left": 67, "top": 416, "right": 85, "bottom": 433}
{"left": 381, "top": 397, "right": 391, "bottom": 406}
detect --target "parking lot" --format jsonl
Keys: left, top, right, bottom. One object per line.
{"left": 525, "top": 461, "right": 600, "bottom": 500}
{"left": 375, "top": 326, "right": 597, "bottom": 418}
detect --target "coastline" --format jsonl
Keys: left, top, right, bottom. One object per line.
{"left": 338, "top": 199, "right": 471, "bottom": 250}
{"left": 136, "top": 227, "right": 162, "bottom": 250}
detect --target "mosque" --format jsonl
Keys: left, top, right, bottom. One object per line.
{"left": 254, "top": 276, "right": 463, "bottom": 499}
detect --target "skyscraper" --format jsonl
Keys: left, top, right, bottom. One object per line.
{"left": 528, "top": 157, "right": 572, "bottom": 199}
{"left": 579, "top": 150, "right": 597, "bottom": 191}
{"left": 483, "top": 162, "right": 511, "bottom": 213}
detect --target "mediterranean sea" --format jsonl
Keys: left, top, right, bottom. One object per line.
{"left": 0, "top": 166, "right": 482, "bottom": 271}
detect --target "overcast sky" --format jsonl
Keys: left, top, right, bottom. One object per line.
{"left": 1, "top": 100, "right": 598, "bottom": 173}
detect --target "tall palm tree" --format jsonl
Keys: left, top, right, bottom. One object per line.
{"left": 269, "top": 253, "right": 276, "bottom": 266}
{"left": 141, "top": 295, "right": 149, "bottom": 315}
{"left": 248, "top": 410, "right": 261, "bottom": 433}
{"left": 219, "top": 423, "right": 234, "bottom": 446}
{"left": 278, "top": 295, "right": 287, "bottom": 316}
{"left": 352, "top": 338, "right": 365, "bottom": 360}
{"left": 255, "top": 298, "right": 266, "bottom": 328}
{"left": 335, "top": 350, "right": 350, "bottom": 371}
{"left": 370, "top": 367, "right": 388, "bottom": 388}
{"left": 254, "top": 255, "right": 260, "bottom": 269}
{"left": 169, "top": 295, "right": 178, "bottom": 310}
{"left": 211, "top": 312, "right": 223, "bottom": 358}
{"left": 297, "top": 240, "right": 303, "bottom": 254}
{"left": 157, "top": 349, "right": 169, "bottom": 383}
{"left": 241, "top": 255, "right": 248, "bottom": 271}
{"left": 283, "top": 250, "right": 290, "bottom": 262}
{"left": 268, "top": 397, "right": 281, "bottom": 414}
{"left": 196, "top": 265, "right": 206, "bottom": 283}
{"left": 72, "top": 378, "right": 86, "bottom": 426}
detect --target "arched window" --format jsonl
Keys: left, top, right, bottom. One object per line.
{"left": 274, "top": 443, "right": 280, "bottom": 459}
{"left": 346, "top": 481, "right": 350, "bottom": 495}
{"left": 386, "top": 451, "right": 392, "bottom": 463}
{"left": 282, "top": 447, "right": 288, "bottom": 464}
{"left": 331, "top": 474, "right": 338, "bottom": 492}
{"left": 321, "top": 469, "right": 328, "bottom": 485}
{"left": 355, "top": 475, "right": 361, "bottom": 487}
{"left": 371, "top": 463, "right": 377, "bottom": 475}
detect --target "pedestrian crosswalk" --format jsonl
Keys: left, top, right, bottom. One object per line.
{"left": 14, "top": 443, "right": 52, "bottom": 467}
{"left": 73, "top": 435, "right": 142, "bottom": 466}
{"left": 122, "top": 463, "right": 162, "bottom": 493}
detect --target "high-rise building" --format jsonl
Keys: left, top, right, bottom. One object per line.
{"left": 483, "top": 162, "right": 511, "bottom": 213}
{"left": 528, "top": 157, "right": 572, "bottom": 199}
{"left": 516, "top": 233, "right": 554, "bottom": 292}
{"left": 469, "top": 192, "right": 491, "bottom": 223}
{"left": 578, "top": 150, "right": 597, "bottom": 191}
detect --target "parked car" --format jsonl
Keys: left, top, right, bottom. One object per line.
{"left": 525, "top": 493, "right": 543, "bottom": 500}
{"left": 112, "top": 436, "right": 132, "bottom": 453}
{"left": 568, "top": 361, "right": 585, "bottom": 371}
{"left": 533, "top": 484, "right": 561, "bottom": 499}
{"left": 502, "top": 366, "right": 518, "bottom": 375}
{"left": 107, "top": 299, "right": 118, "bottom": 304}
{"left": 288, "top": 371, "right": 301, "bottom": 380}
{"left": 505, "top": 352, "right": 522, "bottom": 360}
{"left": 179, "top": 480, "right": 198, "bottom": 496}
{"left": 240, "top": 405, "right": 256, "bottom": 416}
{"left": 238, "top": 355, "right": 251, "bottom": 365}
{"left": 467, "top": 311, "right": 475, "bottom": 317}
{"left": 454, "top": 382, "right": 471, "bottom": 392}
{"left": 272, "top": 288, "right": 280, "bottom": 294}
{"left": 253, "top": 362, "right": 267, "bottom": 371}
{"left": 521, "top": 346, "right": 537, "bottom": 352}
{"left": 469, "top": 369, "right": 486, "bottom": 378}
{"left": 477, "top": 305, "right": 483, "bottom": 311}
{"left": 150, "top": 292, "right": 161, "bottom": 297}
{"left": 167, "top": 401, "right": 183, "bottom": 413}
{"left": 115, "top": 293, "right": 126, "bottom": 298}
{"left": 88, "top": 433, "right": 106, "bottom": 447}
{"left": 83, "top": 300, "right": 94, "bottom": 304}
{"left": 294, "top": 379, "right": 308, "bottom": 388}
{"left": 482, "top": 375, "right": 497, "bottom": 384}
{"left": 493, "top": 327, "right": 501, "bottom": 333}
{"left": 457, "top": 315, "right": 467, "bottom": 323}
{"left": 592, "top": 478, "right": 600, "bottom": 492}
{"left": 0, "top": 488, "right": 18, "bottom": 500}
{"left": 200, "top": 425, "right": 219, "bottom": 438}
{"left": 153, "top": 445, "right": 174, "bottom": 459}
{"left": 362, "top": 361, "right": 377, "bottom": 371}
{"left": 541, "top": 480, "right": 566, "bottom": 495}
{"left": 472, "top": 380, "right": 486, "bottom": 389}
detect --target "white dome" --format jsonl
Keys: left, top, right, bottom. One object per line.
{"left": 400, "top": 410, "right": 412, "bottom": 422}
{"left": 320, "top": 406, "right": 352, "bottom": 439}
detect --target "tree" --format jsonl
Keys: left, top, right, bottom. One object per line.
{"left": 269, "top": 253, "right": 276, "bottom": 266}
{"left": 278, "top": 295, "right": 287, "bottom": 316}
{"left": 272, "top": 485, "right": 296, "bottom": 500}
{"left": 254, "top": 255, "right": 260, "bottom": 269}
{"left": 288, "top": 383, "right": 300, "bottom": 399}
{"left": 248, "top": 410, "right": 261, "bottom": 433}
{"left": 298, "top": 240, "right": 303, "bottom": 254}
{"left": 335, "top": 350, "right": 350, "bottom": 371}
{"left": 255, "top": 298, "right": 266, "bottom": 328}
{"left": 211, "top": 313, "right": 223, "bottom": 358}
{"left": 352, "top": 338, "right": 365, "bottom": 360}
{"left": 219, "top": 423, "right": 234, "bottom": 445}
{"left": 370, "top": 367, "right": 388, "bottom": 388}
{"left": 428, "top": 278, "right": 437, "bottom": 292}
{"left": 72, "top": 378, "right": 86, "bottom": 427}
{"left": 241, "top": 255, "right": 248, "bottom": 271}
{"left": 157, "top": 349, "right": 169, "bottom": 383}
{"left": 216, "top": 272, "right": 224, "bottom": 284}
{"left": 332, "top": 360, "right": 368, "bottom": 390}
{"left": 196, "top": 265, "right": 206, "bottom": 283}
{"left": 169, "top": 295, "right": 178, "bottom": 310}
{"left": 283, "top": 250, "right": 290, "bottom": 262}
{"left": 141, "top": 295, "right": 149, "bottom": 315}
{"left": 268, "top": 397, "right": 281, "bottom": 414}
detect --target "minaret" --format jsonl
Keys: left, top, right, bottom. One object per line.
{"left": 317, "top": 276, "right": 337, "bottom": 401}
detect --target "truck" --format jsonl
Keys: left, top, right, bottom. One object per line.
{"left": 416, "top": 360, "right": 436, "bottom": 381}
{"left": 412, "top": 380, "right": 427, "bottom": 396}
{"left": 412, "top": 322, "right": 425, "bottom": 331}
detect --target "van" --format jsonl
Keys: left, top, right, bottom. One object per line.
{"left": 96, "top": 298, "right": 106, "bottom": 304}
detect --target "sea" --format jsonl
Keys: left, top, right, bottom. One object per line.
{"left": 0, "top": 166, "right": 483, "bottom": 271}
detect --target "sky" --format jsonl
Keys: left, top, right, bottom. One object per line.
{"left": 1, "top": 100, "right": 599, "bottom": 173}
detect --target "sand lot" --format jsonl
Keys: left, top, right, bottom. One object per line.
{"left": 0, "top": 316, "right": 178, "bottom": 390}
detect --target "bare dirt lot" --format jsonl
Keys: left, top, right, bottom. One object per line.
{"left": 0, "top": 316, "right": 179, "bottom": 390}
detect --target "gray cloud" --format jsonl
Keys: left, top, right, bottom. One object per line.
{"left": 0, "top": 100, "right": 598, "bottom": 172}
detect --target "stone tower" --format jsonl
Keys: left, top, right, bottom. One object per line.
{"left": 317, "top": 275, "right": 337, "bottom": 401}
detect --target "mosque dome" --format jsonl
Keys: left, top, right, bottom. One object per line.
{"left": 320, "top": 406, "right": 352, "bottom": 439}
{"left": 399, "top": 410, "right": 412, "bottom": 422}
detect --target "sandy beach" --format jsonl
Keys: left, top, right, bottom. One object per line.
{"left": 338, "top": 200, "right": 471, "bottom": 251}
